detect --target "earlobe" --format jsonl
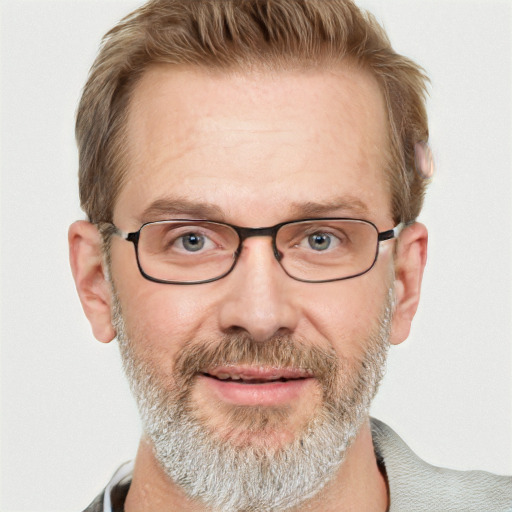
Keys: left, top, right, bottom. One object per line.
{"left": 68, "top": 220, "right": 116, "bottom": 343}
{"left": 389, "top": 222, "right": 428, "bottom": 345}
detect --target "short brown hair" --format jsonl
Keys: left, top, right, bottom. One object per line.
{"left": 76, "top": 0, "right": 429, "bottom": 225}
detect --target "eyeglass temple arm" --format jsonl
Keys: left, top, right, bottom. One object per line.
{"left": 97, "top": 222, "right": 133, "bottom": 241}
{"left": 378, "top": 222, "right": 406, "bottom": 242}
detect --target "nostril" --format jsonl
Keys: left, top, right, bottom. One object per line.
{"left": 223, "top": 326, "right": 249, "bottom": 337}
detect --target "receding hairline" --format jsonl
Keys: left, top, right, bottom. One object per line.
{"left": 130, "top": 51, "right": 391, "bottom": 98}
{"left": 77, "top": 0, "right": 429, "bottom": 226}
{"left": 115, "top": 56, "right": 395, "bottom": 220}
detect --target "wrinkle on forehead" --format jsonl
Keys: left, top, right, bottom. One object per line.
{"left": 126, "top": 62, "right": 388, "bottom": 164}
{"left": 117, "top": 62, "right": 392, "bottom": 227}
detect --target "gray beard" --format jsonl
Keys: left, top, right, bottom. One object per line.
{"left": 112, "top": 291, "right": 392, "bottom": 512}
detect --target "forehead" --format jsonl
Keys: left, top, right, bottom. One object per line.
{"left": 115, "top": 63, "right": 392, "bottom": 227}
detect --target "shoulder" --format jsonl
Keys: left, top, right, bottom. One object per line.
{"left": 81, "top": 461, "right": 133, "bottom": 512}
{"left": 371, "top": 418, "right": 512, "bottom": 512}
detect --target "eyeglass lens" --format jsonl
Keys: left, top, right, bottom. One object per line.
{"left": 136, "top": 219, "right": 379, "bottom": 284}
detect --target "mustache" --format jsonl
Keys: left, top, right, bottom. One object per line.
{"left": 174, "top": 332, "right": 340, "bottom": 389}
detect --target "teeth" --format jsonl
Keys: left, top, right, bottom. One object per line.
{"left": 212, "top": 374, "right": 289, "bottom": 382}
{"left": 209, "top": 370, "right": 308, "bottom": 382}
{"left": 213, "top": 373, "right": 243, "bottom": 380}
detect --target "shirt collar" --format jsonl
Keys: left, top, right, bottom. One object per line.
{"left": 103, "top": 460, "right": 134, "bottom": 512}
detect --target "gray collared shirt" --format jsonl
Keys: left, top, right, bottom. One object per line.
{"left": 83, "top": 419, "right": 512, "bottom": 512}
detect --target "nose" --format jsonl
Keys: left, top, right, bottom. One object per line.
{"left": 217, "top": 237, "right": 300, "bottom": 342}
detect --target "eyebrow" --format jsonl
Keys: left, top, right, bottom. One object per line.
{"left": 287, "top": 197, "right": 370, "bottom": 218}
{"left": 139, "top": 195, "right": 370, "bottom": 223}
{"left": 140, "top": 198, "right": 226, "bottom": 222}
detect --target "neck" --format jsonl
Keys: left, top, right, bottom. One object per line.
{"left": 124, "top": 419, "right": 389, "bottom": 512}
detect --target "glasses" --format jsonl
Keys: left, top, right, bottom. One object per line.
{"left": 106, "top": 218, "right": 403, "bottom": 285}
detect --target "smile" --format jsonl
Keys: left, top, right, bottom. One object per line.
{"left": 208, "top": 374, "right": 302, "bottom": 383}
{"left": 198, "top": 366, "right": 315, "bottom": 406}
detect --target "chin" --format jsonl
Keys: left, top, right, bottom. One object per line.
{"left": 194, "top": 403, "right": 310, "bottom": 450}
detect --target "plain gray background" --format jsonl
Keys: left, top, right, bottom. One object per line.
{"left": 1, "top": 1, "right": 511, "bottom": 510}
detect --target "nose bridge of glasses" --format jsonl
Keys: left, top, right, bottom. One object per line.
{"left": 236, "top": 226, "right": 283, "bottom": 261}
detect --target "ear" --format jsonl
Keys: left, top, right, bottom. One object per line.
{"left": 389, "top": 222, "right": 428, "bottom": 345}
{"left": 68, "top": 220, "right": 116, "bottom": 343}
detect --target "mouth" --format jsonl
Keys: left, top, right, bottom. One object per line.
{"left": 198, "top": 366, "right": 315, "bottom": 406}
{"left": 204, "top": 366, "right": 313, "bottom": 383}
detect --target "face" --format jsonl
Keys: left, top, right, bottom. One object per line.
{"left": 108, "top": 63, "right": 396, "bottom": 510}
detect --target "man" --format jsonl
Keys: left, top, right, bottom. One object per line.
{"left": 68, "top": 0, "right": 512, "bottom": 510}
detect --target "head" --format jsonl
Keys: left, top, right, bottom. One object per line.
{"left": 70, "top": 1, "right": 429, "bottom": 510}
{"left": 76, "top": 0, "right": 429, "bottom": 227}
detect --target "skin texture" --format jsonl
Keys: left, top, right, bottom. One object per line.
{"left": 69, "top": 62, "right": 428, "bottom": 511}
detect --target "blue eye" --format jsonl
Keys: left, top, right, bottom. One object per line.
{"left": 181, "top": 233, "right": 205, "bottom": 252}
{"left": 308, "top": 233, "right": 331, "bottom": 251}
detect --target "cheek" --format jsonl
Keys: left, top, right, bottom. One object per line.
{"left": 112, "top": 240, "right": 221, "bottom": 343}
{"left": 122, "top": 288, "right": 220, "bottom": 350}
{"left": 116, "top": 288, "right": 224, "bottom": 389}
{"left": 302, "top": 272, "right": 391, "bottom": 358}
{"left": 111, "top": 254, "right": 221, "bottom": 366}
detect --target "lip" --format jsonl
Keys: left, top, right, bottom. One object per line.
{"left": 207, "top": 365, "right": 313, "bottom": 381}
{"left": 199, "top": 365, "right": 315, "bottom": 406}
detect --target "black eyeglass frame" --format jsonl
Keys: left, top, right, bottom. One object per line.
{"left": 105, "top": 218, "right": 404, "bottom": 285}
